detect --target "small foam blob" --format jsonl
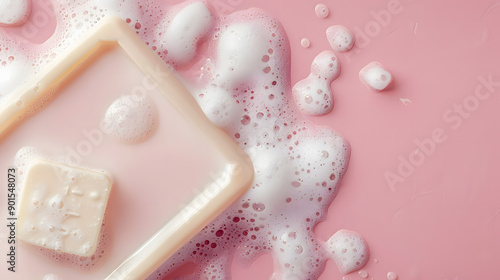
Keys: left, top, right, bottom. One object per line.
{"left": 0, "top": 55, "right": 32, "bottom": 101}
{"left": 301, "top": 38, "right": 311, "bottom": 48}
{"left": 216, "top": 23, "right": 268, "bottom": 86}
{"left": 326, "top": 25, "right": 355, "bottom": 52}
{"left": 43, "top": 274, "right": 62, "bottom": 280}
{"left": 326, "top": 229, "right": 370, "bottom": 275}
{"left": 387, "top": 272, "right": 398, "bottom": 280}
{"left": 359, "top": 61, "right": 393, "bottom": 92}
{"left": 315, "top": 3, "right": 329, "bottom": 18}
{"left": 102, "top": 94, "right": 158, "bottom": 144}
{"left": 358, "top": 269, "right": 369, "bottom": 278}
{"left": 163, "top": 2, "right": 213, "bottom": 65}
{"left": 292, "top": 50, "right": 340, "bottom": 115}
{"left": 0, "top": 0, "right": 31, "bottom": 26}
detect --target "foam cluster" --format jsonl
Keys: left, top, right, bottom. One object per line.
{"left": 315, "top": 4, "right": 329, "bottom": 19}
{"left": 292, "top": 50, "right": 340, "bottom": 115}
{"left": 325, "top": 229, "right": 370, "bottom": 274}
{"left": 0, "top": 1, "right": 370, "bottom": 279}
{"left": 326, "top": 25, "right": 355, "bottom": 52}
{"left": 0, "top": 0, "right": 31, "bottom": 26}
{"left": 359, "top": 61, "right": 393, "bottom": 92}
{"left": 102, "top": 94, "right": 158, "bottom": 144}
{"left": 162, "top": 2, "right": 213, "bottom": 65}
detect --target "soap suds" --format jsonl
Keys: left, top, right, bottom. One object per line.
{"left": 315, "top": 3, "right": 329, "bottom": 19}
{"left": 0, "top": 0, "right": 31, "bottom": 26}
{"left": 162, "top": 2, "right": 213, "bottom": 65}
{"left": 102, "top": 94, "right": 158, "bottom": 144}
{"left": 326, "top": 25, "right": 355, "bottom": 52}
{"left": 359, "top": 61, "right": 393, "bottom": 92}
{"left": 0, "top": 1, "right": 369, "bottom": 278}
{"left": 292, "top": 50, "right": 340, "bottom": 115}
{"left": 325, "top": 229, "right": 370, "bottom": 275}
{"left": 301, "top": 37, "right": 311, "bottom": 48}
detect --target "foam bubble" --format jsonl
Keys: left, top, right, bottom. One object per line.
{"left": 359, "top": 61, "right": 393, "bottom": 92}
{"left": 326, "top": 229, "right": 370, "bottom": 275}
{"left": 163, "top": 2, "right": 213, "bottom": 65}
{"left": 216, "top": 22, "right": 269, "bottom": 86}
{"left": 102, "top": 94, "right": 158, "bottom": 144}
{"left": 315, "top": 4, "right": 329, "bottom": 19}
{"left": 326, "top": 25, "right": 355, "bottom": 52}
{"left": 292, "top": 50, "right": 340, "bottom": 115}
{"left": 387, "top": 272, "right": 398, "bottom": 280}
{"left": 0, "top": 0, "right": 31, "bottom": 26}
{"left": 43, "top": 274, "right": 62, "bottom": 280}
{"left": 301, "top": 38, "right": 311, "bottom": 48}
{"left": 0, "top": 54, "right": 32, "bottom": 101}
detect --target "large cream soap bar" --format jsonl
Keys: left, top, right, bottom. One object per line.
{"left": 17, "top": 159, "right": 112, "bottom": 257}
{"left": 0, "top": 16, "right": 253, "bottom": 280}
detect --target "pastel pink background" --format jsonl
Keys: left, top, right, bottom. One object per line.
{"left": 5, "top": 0, "right": 500, "bottom": 279}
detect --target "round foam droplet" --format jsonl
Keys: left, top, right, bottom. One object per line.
{"left": 387, "top": 272, "right": 398, "bottom": 280}
{"left": 0, "top": 0, "right": 31, "bottom": 26}
{"left": 315, "top": 4, "right": 329, "bottom": 19}
{"left": 326, "top": 25, "right": 355, "bottom": 52}
{"left": 43, "top": 274, "right": 62, "bottom": 280}
{"left": 163, "top": 2, "right": 212, "bottom": 65}
{"left": 301, "top": 38, "right": 311, "bottom": 48}
{"left": 359, "top": 61, "right": 393, "bottom": 92}
{"left": 102, "top": 94, "right": 158, "bottom": 144}
{"left": 358, "top": 270, "right": 369, "bottom": 278}
{"left": 292, "top": 50, "right": 340, "bottom": 115}
{"left": 326, "top": 229, "right": 370, "bottom": 274}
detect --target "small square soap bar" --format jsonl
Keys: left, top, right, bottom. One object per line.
{"left": 17, "top": 159, "right": 112, "bottom": 257}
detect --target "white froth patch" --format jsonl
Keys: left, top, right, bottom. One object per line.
{"left": 102, "top": 94, "right": 158, "bottom": 144}
{"left": 216, "top": 23, "right": 268, "bottom": 86}
{"left": 315, "top": 3, "right": 329, "bottom": 19}
{"left": 0, "top": 0, "right": 31, "bottom": 26}
{"left": 359, "top": 61, "right": 393, "bottom": 92}
{"left": 43, "top": 274, "right": 62, "bottom": 280}
{"left": 163, "top": 2, "right": 213, "bottom": 65}
{"left": 301, "top": 38, "right": 311, "bottom": 48}
{"left": 0, "top": 54, "right": 32, "bottom": 102}
{"left": 326, "top": 229, "right": 369, "bottom": 274}
{"left": 196, "top": 83, "right": 244, "bottom": 130}
{"left": 292, "top": 50, "right": 340, "bottom": 115}
{"left": 326, "top": 25, "right": 355, "bottom": 52}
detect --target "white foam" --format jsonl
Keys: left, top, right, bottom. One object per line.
{"left": 0, "top": 1, "right": 369, "bottom": 279}
{"left": 301, "top": 38, "right": 311, "bottom": 48}
{"left": 216, "top": 22, "right": 268, "bottom": 86}
{"left": 326, "top": 25, "right": 355, "bottom": 52}
{"left": 359, "top": 61, "right": 393, "bottom": 92}
{"left": 325, "top": 229, "right": 370, "bottom": 275}
{"left": 0, "top": 54, "right": 32, "bottom": 102}
{"left": 315, "top": 3, "right": 329, "bottom": 19}
{"left": 0, "top": 0, "right": 31, "bottom": 26}
{"left": 163, "top": 2, "right": 213, "bottom": 65}
{"left": 292, "top": 50, "right": 340, "bottom": 115}
{"left": 102, "top": 94, "right": 158, "bottom": 144}
{"left": 43, "top": 274, "right": 62, "bottom": 280}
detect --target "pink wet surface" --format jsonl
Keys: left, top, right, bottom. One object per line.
{"left": 3, "top": 0, "right": 500, "bottom": 279}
